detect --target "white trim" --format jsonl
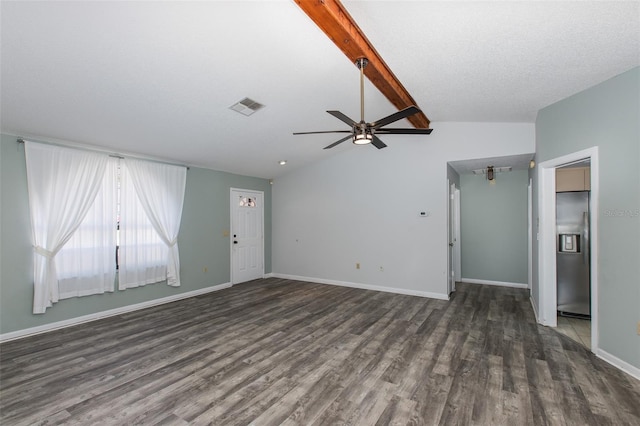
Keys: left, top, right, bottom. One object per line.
{"left": 447, "top": 179, "right": 453, "bottom": 295}
{"left": 454, "top": 188, "right": 461, "bottom": 283}
{"left": 461, "top": 278, "right": 528, "bottom": 289}
{"left": 272, "top": 273, "right": 449, "bottom": 301}
{"left": 0, "top": 282, "right": 232, "bottom": 343}
{"left": 530, "top": 296, "right": 539, "bottom": 323}
{"left": 537, "top": 147, "right": 599, "bottom": 350}
{"left": 596, "top": 349, "right": 640, "bottom": 381}
{"left": 527, "top": 178, "right": 533, "bottom": 290}
{"left": 263, "top": 272, "right": 274, "bottom": 278}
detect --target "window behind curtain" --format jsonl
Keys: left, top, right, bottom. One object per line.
{"left": 27, "top": 142, "right": 186, "bottom": 312}
{"left": 117, "top": 161, "right": 168, "bottom": 288}
{"left": 56, "top": 158, "right": 118, "bottom": 298}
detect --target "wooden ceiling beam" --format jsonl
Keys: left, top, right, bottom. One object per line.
{"left": 294, "top": 0, "right": 430, "bottom": 129}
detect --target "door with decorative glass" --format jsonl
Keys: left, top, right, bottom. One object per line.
{"left": 230, "top": 189, "right": 264, "bottom": 284}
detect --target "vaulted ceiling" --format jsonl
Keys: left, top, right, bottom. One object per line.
{"left": 1, "top": 1, "right": 638, "bottom": 178}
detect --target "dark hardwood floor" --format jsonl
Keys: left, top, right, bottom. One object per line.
{"left": 1, "top": 278, "right": 639, "bottom": 425}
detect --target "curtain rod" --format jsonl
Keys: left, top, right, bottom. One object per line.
{"left": 16, "top": 137, "right": 190, "bottom": 170}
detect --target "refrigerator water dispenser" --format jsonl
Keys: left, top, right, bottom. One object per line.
{"left": 559, "top": 234, "right": 580, "bottom": 253}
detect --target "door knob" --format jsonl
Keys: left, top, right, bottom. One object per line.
{"left": 449, "top": 242, "right": 454, "bottom": 247}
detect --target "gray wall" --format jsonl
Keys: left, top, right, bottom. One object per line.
{"left": 460, "top": 170, "right": 529, "bottom": 284}
{"left": 534, "top": 67, "right": 640, "bottom": 369}
{"left": 0, "top": 134, "right": 271, "bottom": 335}
{"left": 272, "top": 122, "right": 534, "bottom": 298}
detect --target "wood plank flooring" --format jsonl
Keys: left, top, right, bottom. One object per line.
{"left": 1, "top": 278, "right": 639, "bottom": 425}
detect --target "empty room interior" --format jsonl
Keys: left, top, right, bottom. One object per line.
{"left": 1, "top": 1, "right": 639, "bottom": 425}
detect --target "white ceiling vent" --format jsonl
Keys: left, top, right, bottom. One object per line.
{"left": 229, "top": 97, "right": 265, "bottom": 116}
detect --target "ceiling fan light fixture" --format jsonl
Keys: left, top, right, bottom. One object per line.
{"left": 353, "top": 132, "right": 372, "bottom": 145}
{"left": 487, "top": 166, "right": 495, "bottom": 182}
{"left": 293, "top": 56, "right": 429, "bottom": 150}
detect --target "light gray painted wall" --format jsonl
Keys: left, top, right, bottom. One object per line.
{"left": 272, "top": 122, "right": 534, "bottom": 297}
{"left": 460, "top": 170, "right": 529, "bottom": 284}
{"left": 0, "top": 134, "right": 271, "bottom": 335}
{"left": 534, "top": 67, "right": 640, "bottom": 369}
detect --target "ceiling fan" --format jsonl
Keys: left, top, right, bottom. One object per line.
{"left": 293, "top": 58, "right": 432, "bottom": 150}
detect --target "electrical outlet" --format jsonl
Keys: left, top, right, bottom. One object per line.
{"left": 356, "top": 263, "right": 360, "bottom": 270}
{"left": 203, "top": 267, "right": 208, "bottom": 273}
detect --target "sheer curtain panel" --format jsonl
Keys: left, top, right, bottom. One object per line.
{"left": 25, "top": 142, "right": 109, "bottom": 314}
{"left": 56, "top": 157, "right": 118, "bottom": 299}
{"left": 119, "top": 159, "right": 187, "bottom": 289}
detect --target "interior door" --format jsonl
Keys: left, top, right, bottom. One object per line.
{"left": 231, "top": 189, "right": 264, "bottom": 284}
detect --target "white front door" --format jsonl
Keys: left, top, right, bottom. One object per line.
{"left": 231, "top": 189, "right": 264, "bottom": 284}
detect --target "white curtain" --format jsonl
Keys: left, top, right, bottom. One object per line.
{"left": 56, "top": 157, "right": 118, "bottom": 299}
{"left": 119, "top": 158, "right": 186, "bottom": 289}
{"left": 25, "top": 142, "right": 109, "bottom": 314}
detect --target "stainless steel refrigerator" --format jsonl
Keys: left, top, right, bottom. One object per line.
{"left": 557, "top": 191, "right": 591, "bottom": 318}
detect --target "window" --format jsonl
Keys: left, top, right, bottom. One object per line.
{"left": 56, "top": 158, "right": 118, "bottom": 299}
{"left": 117, "top": 161, "right": 169, "bottom": 288}
{"left": 239, "top": 196, "right": 257, "bottom": 207}
{"left": 25, "top": 141, "right": 187, "bottom": 313}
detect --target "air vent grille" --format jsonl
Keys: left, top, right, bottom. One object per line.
{"left": 229, "top": 97, "right": 265, "bottom": 116}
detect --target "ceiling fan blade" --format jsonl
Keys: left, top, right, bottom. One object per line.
{"left": 370, "top": 106, "right": 422, "bottom": 129}
{"left": 324, "top": 135, "right": 352, "bottom": 150}
{"left": 371, "top": 135, "right": 387, "bottom": 149}
{"left": 374, "top": 128, "right": 433, "bottom": 135}
{"left": 293, "top": 130, "right": 352, "bottom": 135}
{"left": 327, "top": 110, "right": 358, "bottom": 127}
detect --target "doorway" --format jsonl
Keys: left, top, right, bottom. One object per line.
{"left": 230, "top": 188, "right": 264, "bottom": 285}
{"left": 555, "top": 161, "right": 592, "bottom": 349}
{"left": 537, "top": 147, "right": 599, "bottom": 352}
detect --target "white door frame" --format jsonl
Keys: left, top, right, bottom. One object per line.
{"left": 537, "top": 147, "right": 599, "bottom": 352}
{"left": 447, "top": 180, "right": 460, "bottom": 295}
{"left": 528, "top": 178, "right": 533, "bottom": 290}
{"left": 453, "top": 187, "right": 461, "bottom": 283}
{"left": 230, "top": 188, "right": 265, "bottom": 285}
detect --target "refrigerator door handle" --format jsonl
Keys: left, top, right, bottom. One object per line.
{"left": 582, "top": 211, "right": 589, "bottom": 265}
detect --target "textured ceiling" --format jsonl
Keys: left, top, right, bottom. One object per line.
{"left": 1, "top": 1, "right": 638, "bottom": 178}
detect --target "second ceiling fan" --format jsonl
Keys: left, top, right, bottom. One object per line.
{"left": 294, "top": 58, "right": 432, "bottom": 150}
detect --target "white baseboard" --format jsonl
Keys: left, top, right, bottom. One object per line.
{"left": 0, "top": 282, "right": 232, "bottom": 343}
{"left": 595, "top": 348, "right": 640, "bottom": 381}
{"left": 263, "top": 272, "right": 275, "bottom": 279}
{"left": 272, "top": 273, "right": 449, "bottom": 301}
{"left": 461, "top": 278, "right": 528, "bottom": 289}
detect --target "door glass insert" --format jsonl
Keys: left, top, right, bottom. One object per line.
{"left": 238, "top": 196, "right": 257, "bottom": 207}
